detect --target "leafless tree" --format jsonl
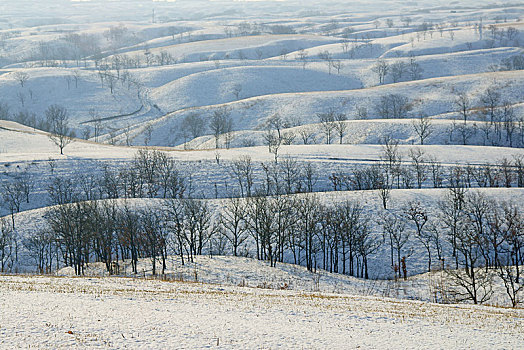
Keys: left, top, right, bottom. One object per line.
{"left": 0, "top": 218, "right": 15, "bottom": 272}
{"left": 180, "top": 113, "right": 206, "bottom": 145}
{"left": 13, "top": 71, "right": 29, "bottom": 87}
{"left": 2, "top": 182, "right": 24, "bottom": 229}
{"left": 404, "top": 201, "right": 432, "bottom": 271}
{"left": 390, "top": 61, "right": 406, "bottom": 83}
{"left": 279, "top": 157, "right": 301, "bottom": 195}
{"left": 408, "top": 56, "right": 423, "bottom": 80}
{"left": 230, "top": 155, "right": 254, "bottom": 198}
{"left": 317, "top": 109, "right": 338, "bottom": 144}
{"left": 318, "top": 50, "right": 333, "bottom": 74}
{"left": 372, "top": 59, "right": 389, "bottom": 85}
{"left": 299, "top": 127, "right": 316, "bottom": 145}
{"left": 408, "top": 148, "right": 427, "bottom": 189}
{"left": 501, "top": 101, "right": 516, "bottom": 147}
{"left": 331, "top": 60, "right": 344, "bottom": 74}
{"left": 381, "top": 213, "right": 409, "bottom": 279}
{"left": 480, "top": 85, "right": 501, "bottom": 124}
{"left": 139, "top": 206, "right": 167, "bottom": 275}
{"left": 232, "top": 84, "right": 242, "bottom": 100}
{"left": 401, "top": 17, "right": 412, "bottom": 27}
{"left": 219, "top": 197, "right": 249, "bottom": 256}
{"left": 296, "top": 49, "right": 309, "bottom": 69}
{"left": 445, "top": 191, "right": 495, "bottom": 304}
{"left": 46, "top": 105, "right": 74, "bottom": 155}
{"left": 376, "top": 94, "right": 412, "bottom": 118}
{"left": 333, "top": 112, "right": 348, "bottom": 144}
{"left": 412, "top": 114, "right": 433, "bottom": 145}
{"left": 209, "top": 108, "right": 231, "bottom": 149}
{"left": 454, "top": 92, "right": 471, "bottom": 123}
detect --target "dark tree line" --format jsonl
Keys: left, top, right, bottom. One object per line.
{"left": 36, "top": 193, "right": 379, "bottom": 280}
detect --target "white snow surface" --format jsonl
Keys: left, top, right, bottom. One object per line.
{"left": 0, "top": 273, "right": 523, "bottom": 349}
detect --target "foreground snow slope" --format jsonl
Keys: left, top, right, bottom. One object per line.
{"left": 1, "top": 275, "right": 522, "bottom": 349}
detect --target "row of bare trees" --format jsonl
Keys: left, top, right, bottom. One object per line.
{"left": 32, "top": 194, "right": 377, "bottom": 279}
{"left": 13, "top": 187, "right": 522, "bottom": 307}
{"left": 46, "top": 149, "right": 186, "bottom": 205}
{"left": 2, "top": 148, "right": 522, "bottom": 224}
{"left": 329, "top": 143, "right": 523, "bottom": 196}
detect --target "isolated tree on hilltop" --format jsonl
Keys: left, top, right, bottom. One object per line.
{"left": 46, "top": 105, "right": 74, "bottom": 155}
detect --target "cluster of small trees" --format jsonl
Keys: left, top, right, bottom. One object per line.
{"left": 223, "top": 22, "right": 296, "bottom": 38}
{"left": 218, "top": 195, "right": 379, "bottom": 278}
{"left": 486, "top": 25, "right": 520, "bottom": 47}
{"left": 372, "top": 57, "right": 423, "bottom": 85}
{"left": 450, "top": 84, "right": 524, "bottom": 147}
{"left": 31, "top": 194, "right": 379, "bottom": 279}
{"left": 46, "top": 150, "right": 186, "bottom": 205}
{"left": 28, "top": 24, "right": 139, "bottom": 68}
{"left": 33, "top": 198, "right": 213, "bottom": 276}
{"left": 179, "top": 109, "right": 233, "bottom": 149}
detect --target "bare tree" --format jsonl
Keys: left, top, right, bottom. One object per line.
{"left": 480, "top": 85, "right": 501, "bottom": 124}
{"left": 408, "top": 148, "right": 427, "bottom": 189}
{"left": 13, "top": 71, "right": 29, "bottom": 87}
{"left": 209, "top": 108, "right": 231, "bottom": 149}
{"left": 390, "top": 61, "right": 406, "bottom": 83}
{"left": 46, "top": 105, "right": 74, "bottom": 155}
{"left": 317, "top": 109, "right": 338, "bottom": 144}
{"left": 219, "top": 197, "right": 249, "bottom": 256}
{"left": 372, "top": 59, "right": 389, "bottom": 85}
{"left": 445, "top": 191, "right": 495, "bottom": 304}
{"left": 232, "top": 84, "right": 242, "bottom": 100}
{"left": 502, "top": 101, "right": 516, "bottom": 147}
{"left": 299, "top": 127, "right": 316, "bottom": 145}
{"left": 301, "top": 162, "right": 318, "bottom": 192}
{"left": 72, "top": 70, "right": 81, "bottom": 88}
{"left": 318, "top": 50, "right": 333, "bottom": 74}
{"left": 0, "top": 218, "right": 15, "bottom": 272}
{"left": 139, "top": 206, "right": 167, "bottom": 275}
{"left": 412, "top": 114, "right": 433, "bottom": 145}
{"left": 404, "top": 201, "right": 432, "bottom": 271}
{"left": 333, "top": 112, "right": 348, "bottom": 144}
{"left": 180, "top": 113, "right": 206, "bottom": 145}
{"left": 381, "top": 213, "right": 409, "bottom": 279}
{"left": 408, "top": 56, "right": 423, "bottom": 80}
{"left": 455, "top": 92, "right": 471, "bottom": 123}
{"left": 331, "top": 60, "right": 344, "bottom": 74}
{"left": 296, "top": 49, "right": 309, "bottom": 70}
{"left": 2, "top": 181, "right": 25, "bottom": 229}
{"left": 230, "top": 155, "right": 254, "bottom": 198}
{"left": 376, "top": 94, "right": 412, "bottom": 118}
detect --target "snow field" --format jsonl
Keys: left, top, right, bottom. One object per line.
{"left": 1, "top": 274, "right": 523, "bottom": 349}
